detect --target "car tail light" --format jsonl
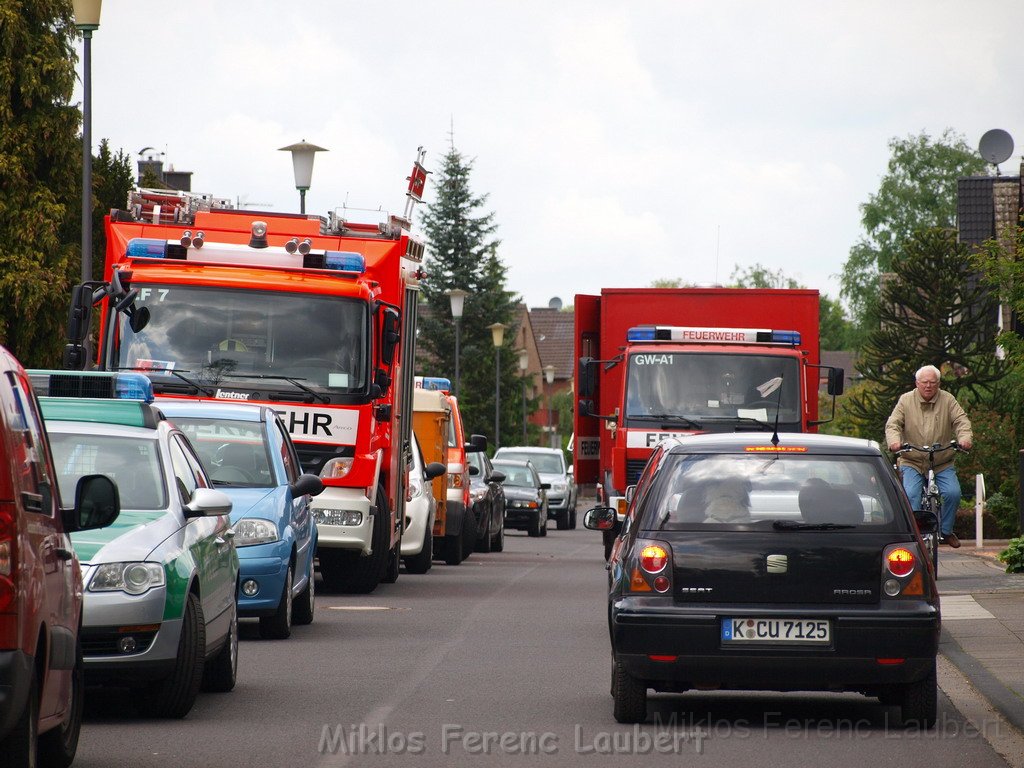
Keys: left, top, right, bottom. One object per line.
{"left": 886, "top": 547, "right": 915, "bottom": 577}
{"left": 640, "top": 545, "right": 668, "bottom": 574}
{"left": 629, "top": 539, "right": 672, "bottom": 594}
{"left": 0, "top": 504, "right": 18, "bottom": 645}
{"left": 882, "top": 543, "right": 930, "bottom": 599}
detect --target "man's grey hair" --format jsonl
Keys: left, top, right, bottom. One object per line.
{"left": 915, "top": 365, "right": 941, "bottom": 382}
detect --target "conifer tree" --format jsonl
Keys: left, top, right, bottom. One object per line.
{"left": 418, "top": 147, "right": 521, "bottom": 447}
{"left": 845, "top": 227, "right": 1005, "bottom": 441}
{"left": 0, "top": 0, "right": 82, "bottom": 364}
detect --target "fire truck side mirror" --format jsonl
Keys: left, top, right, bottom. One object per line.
{"left": 827, "top": 367, "right": 845, "bottom": 396}
{"left": 577, "top": 357, "right": 596, "bottom": 397}
{"left": 578, "top": 398, "right": 594, "bottom": 418}
{"left": 66, "top": 285, "right": 93, "bottom": 346}
{"left": 380, "top": 308, "right": 401, "bottom": 367}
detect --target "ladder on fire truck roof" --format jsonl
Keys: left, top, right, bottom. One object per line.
{"left": 127, "top": 188, "right": 235, "bottom": 225}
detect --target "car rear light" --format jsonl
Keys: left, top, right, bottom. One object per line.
{"left": 629, "top": 539, "right": 673, "bottom": 594}
{"left": 886, "top": 547, "right": 915, "bottom": 577}
{"left": 640, "top": 545, "right": 668, "bottom": 574}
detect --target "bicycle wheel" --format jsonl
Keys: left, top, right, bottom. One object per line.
{"left": 927, "top": 494, "right": 940, "bottom": 578}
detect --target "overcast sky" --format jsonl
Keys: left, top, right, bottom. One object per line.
{"left": 78, "top": 1, "right": 1024, "bottom": 311}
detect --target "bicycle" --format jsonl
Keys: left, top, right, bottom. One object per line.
{"left": 894, "top": 441, "right": 966, "bottom": 578}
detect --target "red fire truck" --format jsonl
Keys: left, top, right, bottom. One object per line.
{"left": 573, "top": 288, "right": 843, "bottom": 549}
{"left": 62, "top": 154, "right": 430, "bottom": 593}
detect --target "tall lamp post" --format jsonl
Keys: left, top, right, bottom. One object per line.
{"left": 544, "top": 364, "right": 556, "bottom": 449}
{"left": 518, "top": 348, "right": 529, "bottom": 444}
{"left": 73, "top": 0, "right": 102, "bottom": 283}
{"left": 278, "top": 140, "right": 327, "bottom": 214}
{"left": 489, "top": 323, "right": 508, "bottom": 448}
{"left": 448, "top": 289, "right": 468, "bottom": 397}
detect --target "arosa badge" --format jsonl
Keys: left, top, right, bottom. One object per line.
{"left": 767, "top": 554, "right": 788, "bottom": 574}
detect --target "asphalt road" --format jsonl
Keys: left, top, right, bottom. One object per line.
{"left": 75, "top": 527, "right": 1014, "bottom": 767}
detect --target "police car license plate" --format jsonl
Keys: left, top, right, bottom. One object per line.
{"left": 721, "top": 618, "right": 830, "bottom": 644}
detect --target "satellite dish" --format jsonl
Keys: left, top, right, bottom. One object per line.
{"left": 548, "top": 296, "right": 563, "bottom": 310}
{"left": 979, "top": 129, "right": 1014, "bottom": 168}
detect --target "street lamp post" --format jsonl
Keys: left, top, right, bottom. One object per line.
{"left": 518, "top": 348, "right": 529, "bottom": 445}
{"left": 73, "top": 0, "right": 102, "bottom": 284}
{"left": 489, "top": 323, "right": 508, "bottom": 449}
{"left": 544, "top": 365, "right": 556, "bottom": 449}
{"left": 447, "top": 289, "right": 468, "bottom": 397}
{"left": 278, "top": 140, "right": 327, "bottom": 214}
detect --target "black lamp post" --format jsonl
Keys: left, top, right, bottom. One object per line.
{"left": 73, "top": 0, "right": 102, "bottom": 283}
{"left": 489, "top": 323, "right": 508, "bottom": 448}
{"left": 279, "top": 140, "right": 327, "bottom": 214}
{"left": 448, "top": 289, "right": 468, "bottom": 397}
{"left": 544, "top": 364, "right": 556, "bottom": 449}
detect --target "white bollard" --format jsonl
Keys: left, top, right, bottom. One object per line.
{"left": 975, "top": 473, "right": 985, "bottom": 549}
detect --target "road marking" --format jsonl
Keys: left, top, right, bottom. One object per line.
{"left": 942, "top": 594, "right": 996, "bottom": 620}
{"left": 327, "top": 606, "right": 405, "bottom": 611}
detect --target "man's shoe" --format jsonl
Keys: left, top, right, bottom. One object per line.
{"left": 943, "top": 533, "right": 961, "bottom": 548}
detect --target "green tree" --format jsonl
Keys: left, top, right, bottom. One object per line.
{"left": 418, "top": 146, "right": 521, "bottom": 446}
{"left": 729, "top": 263, "right": 798, "bottom": 289}
{"left": 0, "top": 0, "right": 81, "bottom": 365}
{"left": 840, "top": 130, "right": 988, "bottom": 336}
{"left": 91, "top": 139, "right": 134, "bottom": 281}
{"left": 845, "top": 227, "right": 1005, "bottom": 442}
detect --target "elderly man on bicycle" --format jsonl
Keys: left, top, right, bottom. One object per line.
{"left": 885, "top": 364, "right": 973, "bottom": 548}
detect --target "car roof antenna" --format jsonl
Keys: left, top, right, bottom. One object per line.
{"left": 770, "top": 374, "right": 783, "bottom": 447}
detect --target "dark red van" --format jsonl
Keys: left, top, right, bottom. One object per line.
{"left": 0, "top": 346, "right": 119, "bottom": 767}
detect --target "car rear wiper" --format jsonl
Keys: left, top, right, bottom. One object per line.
{"left": 119, "top": 367, "right": 216, "bottom": 397}
{"left": 220, "top": 373, "right": 329, "bottom": 404}
{"left": 772, "top": 520, "right": 856, "bottom": 531}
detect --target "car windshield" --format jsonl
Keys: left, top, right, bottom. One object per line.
{"left": 641, "top": 452, "right": 903, "bottom": 531}
{"left": 493, "top": 463, "right": 535, "bottom": 487}
{"left": 116, "top": 284, "right": 368, "bottom": 393}
{"left": 495, "top": 452, "right": 563, "bottom": 474}
{"left": 171, "top": 417, "right": 274, "bottom": 488}
{"left": 49, "top": 433, "right": 167, "bottom": 510}
{"left": 624, "top": 353, "right": 801, "bottom": 429}
{"left": 466, "top": 451, "right": 484, "bottom": 474}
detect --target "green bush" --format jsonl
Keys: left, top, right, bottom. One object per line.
{"left": 998, "top": 537, "right": 1024, "bottom": 574}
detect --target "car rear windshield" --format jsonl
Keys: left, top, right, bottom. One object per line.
{"left": 639, "top": 452, "right": 905, "bottom": 532}
{"left": 492, "top": 463, "right": 535, "bottom": 487}
{"left": 50, "top": 433, "right": 167, "bottom": 510}
{"left": 495, "top": 452, "right": 563, "bottom": 474}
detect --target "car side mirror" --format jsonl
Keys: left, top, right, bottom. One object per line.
{"left": 291, "top": 473, "right": 325, "bottom": 498}
{"left": 185, "top": 487, "right": 233, "bottom": 518}
{"left": 65, "top": 474, "right": 121, "bottom": 531}
{"left": 488, "top": 470, "right": 505, "bottom": 483}
{"left": 424, "top": 462, "right": 447, "bottom": 480}
{"left": 540, "top": 482, "right": 551, "bottom": 490}
{"left": 913, "top": 509, "right": 938, "bottom": 534}
{"left": 468, "top": 464, "right": 480, "bottom": 476}
{"left": 584, "top": 506, "right": 617, "bottom": 531}
{"left": 624, "top": 484, "right": 637, "bottom": 503}
{"left": 465, "top": 434, "right": 487, "bottom": 453}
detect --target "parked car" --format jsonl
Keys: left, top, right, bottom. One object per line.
{"left": 400, "top": 432, "right": 446, "bottom": 574}
{"left": 158, "top": 401, "right": 324, "bottom": 639}
{"left": 0, "top": 350, "right": 120, "bottom": 767}
{"left": 493, "top": 446, "right": 576, "bottom": 529}
{"left": 34, "top": 371, "right": 239, "bottom": 719}
{"left": 466, "top": 450, "right": 506, "bottom": 552}
{"left": 586, "top": 431, "right": 940, "bottom": 726}
{"left": 492, "top": 459, "right": 549, "bottom": 538}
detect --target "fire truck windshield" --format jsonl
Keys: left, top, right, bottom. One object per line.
{"left": 624, "top": 352, "right": 801, "bottom": 428}
{"left": 114, "top": 285, "right": 368, "bottom": 393}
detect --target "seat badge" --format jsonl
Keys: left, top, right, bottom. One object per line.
{"left": 767, "top": 554, "right": 788, "bottom": 573}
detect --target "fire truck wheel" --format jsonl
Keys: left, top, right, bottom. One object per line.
{"left": 444, "top": 533, "right": 464, "bottom": 565}
{"left": 381, "top": 545, "right": 400, "bottom": 584}
{"left": 326, "top": 488, "right": 390, "bottom": 594}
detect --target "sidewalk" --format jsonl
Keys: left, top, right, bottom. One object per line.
{"left": 938, "top": 542, "right": 1024, "bottom": 735}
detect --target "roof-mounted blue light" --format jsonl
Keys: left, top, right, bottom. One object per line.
{"left": 769, "top": 330, "right": 801, "bottom": 345}
{"left": 114, "top": 373, "right": 155, "bottom": 402}
{"left": 26, "top": 370, "right": 154, "bottom": 403}
{"left": 126, "top": 238, "right": 169, "bottom": 258}
{"left": 626, "top": 326, "right": 657, "bottom": 342}
{"left": 416, "top": 376, "right": 451, "bottom": 392}
{"left": 323, "top": 251, "right": 366, "bottom": 273}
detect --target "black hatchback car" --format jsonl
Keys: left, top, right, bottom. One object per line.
{"left": 467, "top": 450, "right": 506, "bottom": 553}
{"left": 492, "top": 459, "right": 549, "bottom": 537}
{"left": 586, "top": 432, "right": 940, "bottom": 727}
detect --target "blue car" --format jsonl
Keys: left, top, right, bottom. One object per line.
{"left": 159, "top": 401, "right": 323, "bottom": 639}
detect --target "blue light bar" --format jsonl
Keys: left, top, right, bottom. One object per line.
{"left": 126, "top": 238, "right": 169, "bottom": 258}
{"left": 626, "top": 326, "right": 657, "bottom": 342}
{"left": 323, "top": 251, "right": 366, "bottom": 273}
{"left": 769, "top": 330, "right": 801, "bottom": 345}
{"left": 114, "top": 373, "right": 155, "bottom": 402}
{"left": 418, "top": 376, "right": 451, "bottom": 392}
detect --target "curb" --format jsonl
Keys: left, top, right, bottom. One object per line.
{"left": 939, "top": 627, "right": 1024, "bottom": 735}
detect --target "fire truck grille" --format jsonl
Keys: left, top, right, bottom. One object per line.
{"left": 626, "top": 459, "right": 647, "bottom": 485}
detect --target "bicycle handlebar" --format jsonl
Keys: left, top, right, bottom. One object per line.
{"left": 894, "top": 440, "right": 967, "bottom": 459}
